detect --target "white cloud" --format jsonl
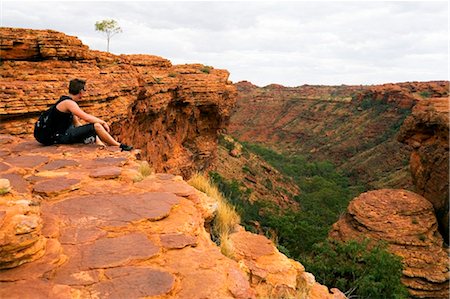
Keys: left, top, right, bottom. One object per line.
{"left": 1, "top": 1, "right": 448, "bottom": 86}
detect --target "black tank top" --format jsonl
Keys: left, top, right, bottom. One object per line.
{"left": 52, "top": 96, "right": 74, "bottom": 135}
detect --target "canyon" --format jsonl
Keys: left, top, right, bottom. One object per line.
{"left": 0, "top": 27, "right": 345, "bottom": 298}
{"left": 223, "top": 80, "right": 449, "bottom": 298}
{"left": 0, "top": 27, "right": 448, "bottom": 299}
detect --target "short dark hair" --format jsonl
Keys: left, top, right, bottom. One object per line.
{"left": 69, "top": 79, "right": 86, "bottom": 95}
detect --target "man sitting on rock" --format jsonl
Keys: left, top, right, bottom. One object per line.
{"left": 34, "top": 78, "right": 133, "bottom": 151}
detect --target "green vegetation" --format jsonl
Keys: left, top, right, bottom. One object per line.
{"left": 303, "top": 239, "right": 408, "bottom": 298}
{"left": 218, "top": 135, "right": 235, "bottom": 151}
{"left": 94, "top": 19, "right": 122, "bottom": 52}
{"left": 419, "top": 91, "right": 432, "bottom": 98}
{"left": 211, "top": 141, "right": 407, "bottom": 298}
{"left": 200, "top": 66, "right": 212, "bottom": 74}
{"left": 360, "top": 97, "right": 390, "bottom": 114}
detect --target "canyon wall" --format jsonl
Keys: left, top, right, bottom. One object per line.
{"left": 0, "top": 27, "right": 235, "bottom": 178}
{"left": 229, "top": 80, "right": 448, "bottom": 190}
{"left": 397, "top": 98, "right": 449, "bottom": 244}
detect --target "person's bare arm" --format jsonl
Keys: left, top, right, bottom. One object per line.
{"left": 57, "top": 100, "right": 110, "bottom": 132}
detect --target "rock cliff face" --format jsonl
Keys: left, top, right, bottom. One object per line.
{"left": 229, "top": 80, "right": 448, "bottom": 189}
{"left": 397, "top": 98, "right": 449, "bottom": 244}
{"left": 0, "top": 27, "right": 235, "bottom": 178}
{"left": 0, "top": 135, "right": 344, "bottom": 299}
{"left": 330, "top": 189, "right": 449, "bottom": 298}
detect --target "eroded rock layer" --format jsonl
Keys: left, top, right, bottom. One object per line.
{"left": 229, "top": 80, "right": 448, "bottom": 189}
{"left": 0, "top": 27, "right": 236, "bottom": 178}
{"left": 330, "top": 189, "right": 449, "bottom": 298}
{"left": 0, "top": 135, "right": 343, "bottom": 299}
{"left": 398, "top": 98, "right": 449, "bottom": 244}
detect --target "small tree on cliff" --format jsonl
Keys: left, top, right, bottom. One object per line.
{"left": 95, "top": 19, "right": 122, "bottom": 53}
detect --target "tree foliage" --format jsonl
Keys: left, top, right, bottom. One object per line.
{"left": 303, "top": 239, "right": 408, "bottom": 299}
{"left": 95, "top": 19, "right": 122, "bottom": 52}
{"left": 211, "top": 141, "right": 407, "bottom": 298}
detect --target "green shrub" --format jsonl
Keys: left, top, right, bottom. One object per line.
{"left": 419, "top": 91, "right": 431, "bottom": 98}
{"left": 218, "top": 135, "right": 235, "bottom": 151}
{"left": 303, "top": 239, "right": 408, "bottom": 299}
{"left": 200, "top": 66, "right": 212, "bottom": 74}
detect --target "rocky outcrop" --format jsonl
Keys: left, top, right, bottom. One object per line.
{"left": 353, "top": 81, "right": 448, "bottom": 109}
{"left": 398, "top": 98, "right": 449, "bottom": 244}
{"left": 0, "top": 27, "right": 235, "bottom": 178}
{"left": 0, "top": 135, "right": 343, "bottom": 298}
{"left": 330, "top": 189, "right": 449, "bottom": 298}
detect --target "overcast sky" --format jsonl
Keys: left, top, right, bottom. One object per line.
{"left": 1, "top": 1, "right": 448, "bottom": 86}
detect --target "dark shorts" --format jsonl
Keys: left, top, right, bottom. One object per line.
{"left": 55, "top": 124, "right": 97, "bottom": 144}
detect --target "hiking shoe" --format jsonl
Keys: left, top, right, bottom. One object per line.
{"left": 120, "top": 143, "right": 133, "bottom": 151}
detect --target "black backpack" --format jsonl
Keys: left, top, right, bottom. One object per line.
{"left": 34, "top": 96, "right": 70, "bottom": 145}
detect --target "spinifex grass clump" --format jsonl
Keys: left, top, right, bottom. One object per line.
{"left": 133, "top": 161, "right": 154, "bottom": 182}
{"left": 188, "top": 173, "right": 240, "bottom": 257}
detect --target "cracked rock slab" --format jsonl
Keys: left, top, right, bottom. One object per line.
{"left": 80, "top": 233, "right": 159, "bottom": 269}
{"left": 46, "top": 192, "right": 180, "bottom": 226}
{"left": 39, "top": 159, "right": 79, "bottom": 171}
{"left": 32, "top": 178, "right": 80, "bottom": 196}
{"left": 3, "top": 155, "right": 49, "bottom": 168}
{"left": 160, "top": 233, "right": 197, "bottom": 249}
{"left": 93, "top": 267, "right": 175, "bottom": 298}
{"left": 89, "top": 166, "right": 122, "bottom": 179}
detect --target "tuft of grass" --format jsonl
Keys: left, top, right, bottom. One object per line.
{"left": 133, "top": 161, "right": 154, "bottom": 182}
{"left": 0, "top": 187, "right": 10, "bottom": 195}
{"left": 188, "top": 173, "right": 240, "bottom": 258}
{"left": 219, "top": 231, "right": 235, "bottom": 258}
{"left": 168, "top": 72, "right": 177, "bottom": 78}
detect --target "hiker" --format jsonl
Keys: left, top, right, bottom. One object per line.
{"left": 34, "top": 78, "right": 133, "bottom": 151}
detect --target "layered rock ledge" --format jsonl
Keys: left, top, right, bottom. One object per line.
{"left": 0, "top": 136, "right": 344, "bottom": 298}
{"left": 0, "top": 27, "right": 236, "bottom": 178}
{"left": 330, "top": 189, "right": 449, "bottom": 299}
{"left": 398, "top": 98, "right": 449, "bottom": 243}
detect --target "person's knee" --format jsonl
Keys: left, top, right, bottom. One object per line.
{"left": 93, "top": 122, "right": 103, "bottom": 132}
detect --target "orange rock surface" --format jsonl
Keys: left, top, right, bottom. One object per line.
{"left": 330, "top": 189, "right": 449, "bottom": 298}
{"left": 0, "top": 27, "right": 236, "bottom": 178}
{"left": 398, "top": 98, "right": 449, "bottom": 244}
{"left": 0, "top": 136, "right": 343, "bottom": 298}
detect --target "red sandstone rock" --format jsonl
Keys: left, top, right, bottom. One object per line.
{"left": 39, "top": 159, "right": 79, "bottom": 171}
{"left": 3, "top": 155, "right": 49, "bottom": 169}
{"left": 32, "top": 178, "right": 80, "bottom": 196}
{"left": 398, "top": 98, "right": 449, "bottom": 244}
{"left": 0, "top": 27, "right": 236, "bottom": 178}
{"left": 88, "top": 166, "right": 122, "bottom": 179}
{"left": 93, "top": 267, "right": 175, "bottom": 298}
{"left": 330, "top": 189, "right": 449, "bottom": 298}
{"left": 80, "top": 233, "right": 159, "bottom": 269}
{"left": 0, "top": 196, "right": 46, "bottom": 270}
{"left": 0, "top": 136, "right": 344, "bottom": 298}
{"left": 160, "top": 233, "right": 197, "bottom": 249}
{"left": 1, "top": 173, "right": 29, "bottom": 193}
